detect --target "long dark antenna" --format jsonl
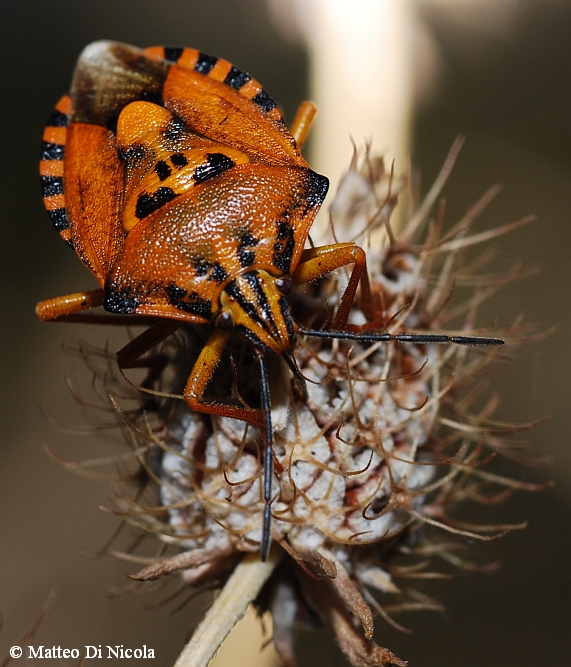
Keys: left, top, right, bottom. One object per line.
{"left": 299, "top": 327, "right": 504, "bottom": 347}
{"left": 255, "top": 351, "right": 274, "bottom": 561}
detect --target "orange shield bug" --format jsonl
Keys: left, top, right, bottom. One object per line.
{"left": 37, "top": 42, "right": 503, "bottom": 559}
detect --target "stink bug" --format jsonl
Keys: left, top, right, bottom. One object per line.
{"left": 37, "top": 42, "right": 503, "bottom": 560}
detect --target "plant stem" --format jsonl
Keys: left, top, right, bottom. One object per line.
{"left": 173, "top": 550, "right": 281, "bottom": 667}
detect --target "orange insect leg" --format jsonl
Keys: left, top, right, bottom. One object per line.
{"left": 291, "top": 243, "right": 374, "bottom": 329}
{"left": 290, "top": 101, "right": 317, "bottom": 150}
{"left": 183, "top": 328, "right": 264, "bottom": 428}
{"left": 36, "top": 289, "right": 105, "bottom": 321}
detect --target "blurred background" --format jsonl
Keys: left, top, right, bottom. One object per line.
{"left": 0, "top": 1, "right": 570, "bottom": 666}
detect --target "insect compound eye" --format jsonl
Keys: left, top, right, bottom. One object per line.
{"left": 216, "top": 310, "right": 234, "bottom": 331}
{"left": 275, "top": 276, "right": 293, "bottom": 296}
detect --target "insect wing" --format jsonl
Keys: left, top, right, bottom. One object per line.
{"left": 61, "top": 123, "right": 124, "bottom": 283}
{"left": 70, "top": 41, "right": 170, "bottom": 130}
{"left": 144, "top": 46, "right": 307, "bottom": 168}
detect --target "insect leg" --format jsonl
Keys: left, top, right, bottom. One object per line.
{"left": 117, "top": 318, "right": 182, "bottom": 368}
{"left": 255, "top": 351, "right": 274, "bottom": 561}
{"left": 183, "top": 328, "right": 264, "bottom": 427}
{"left": 291, "top": 242, "right": 374, "bottom": 328}
{"left": 290, "top": 101, "right": 317, "bottom": 149}
{"left": 36, "top": 289, "right": 105, "bottom": 321}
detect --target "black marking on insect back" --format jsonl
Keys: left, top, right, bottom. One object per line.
{"left": 226, "top": 272, "right": 282, "bottom": 342}
{"left": 303, "top": 171, "right": 329, "bottom": 214}
{"left": 244, "top": 272, "right": 270, "bottom": 309}
{"left": 224, "top": 66, "right": 250, "bottom": 90}
{"left": 234, "top": 324, "right": 272, "bottom": 354}
{"left": 279, "top": 297, "right": 295, "bottom": 341}
{"left": 163, "top": 47, "right": 184, "bottom": 64}
{"left": 47, "top": 108, "right": 69, "bottom": 127}
{"left": 181, "top": 295, "right": 213, "bottom": 316}
{"left": 238, "top": 232, "right": 259, "bottom": 268}
{"left": 194, "top": 53, "right": 218, "bottom": 75}
{"left": 272, "top": 220, "right": 295, "bottom": 274}
{"left": 48, "top": 208, "right": 69, "bottom": 232}
{"left": 192, "top": 256, "right": 210, "bottom": 277}
{"left": 190, "top": 257, "right": 228, "bottom": 283}
{"left": 193, "top": 153, "right": 236, "bottom": 185}
{"left": 135, "top": 187, "right": 177, "bottom": 219}
{"left": 154, "top": 160, "right": 171, "bottom": 181}
{"left": 167, "top": 284, "right": 212, "bottom": 318}
{"left": 171, "top": 152, "right": 189, "bottom": 168}
{"left": 103, "top": 287, "right": 141, "bottom": 314}
{"left": 41, "top": 176, "right": 64, "bottom": 197}
{"left": 162, "top": 117, "right": 186, "bottom": 143}
{"left": 122, "top": 143, "right": 146, "bottom": 164}
{"left": 166, "top": 284, "right": 186, "bottom": 302}
{"left": 209, "top": 262, "right": 228, "bottom": 284}
{"left": 225, "top": 278, "right": 269, "bottom": 333}
{"left": 252, "top": 89, "right": 277, "bottom": 113}
{"left": 243, "top": 272, "right": 279, "bottom": 335}
{"left": 41, "top": 141, "right": 64, "bottom": 161}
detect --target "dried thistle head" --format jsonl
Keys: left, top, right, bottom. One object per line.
{"left": 84, "top": 142, "right": 540, "bottom": 667}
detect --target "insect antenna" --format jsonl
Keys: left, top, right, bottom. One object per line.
{"left": 255, "top": 350, "right": 274, "bottom": 561}
{"left": 298, "top": 327, "right": 504, "bottom": 347}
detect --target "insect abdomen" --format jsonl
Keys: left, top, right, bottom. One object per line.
{"left": 39, "top": 94, "right": 72, "bottom": 246}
